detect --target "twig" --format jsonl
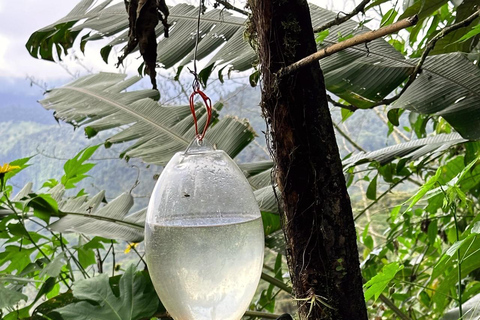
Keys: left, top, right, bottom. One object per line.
{"left": 245, "top": 310, "right": 282, "bottom": 319}
{"left": 261, "top": 272, "right": 293, "bottom": 294}
{"left": 313, "top": 0, "right": 371, "bottom": 33}
{"left": 111, "top": 240, "right": 116, "bottom": 277}
{"left": 327, "top": 94, "right": 358, "bottom": 112}
{"left": 214, "top": 0, "right": 249, "bottom": 16}
{"left": 332, "top": 122, "right": 365, "bottom": 152}
{"left": 379, "top": 294, "right": 412, "bottom": 320}
{"left": 373, "top": 108, "right": 410, "bottom": 141}
{"left": 278, "top": 15, "right": 418, "bottom": 76}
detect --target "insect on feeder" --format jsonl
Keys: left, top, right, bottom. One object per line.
{"left": 144, "top": 21, "right": 264, "bottom": 318}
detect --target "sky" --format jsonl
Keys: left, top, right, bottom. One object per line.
{"left": 0, "top": 0, "right": 81, "bottom": 81}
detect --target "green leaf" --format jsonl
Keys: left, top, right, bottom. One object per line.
{"left": 365, "top": 0, "right": 390, "bottom": 11}
{"left": 445, "top": 239, "right": 466, "bottom": 257}
{"left": 3, "top": 157, "right": 32, "bottom": 182}
{"left": 3, "top": 306, "right": 31, "bottom": 320}
{"left": 362, "top": 223, "right": 374, "bottom": 251}
{"left": 455, "top": 24, "right": 480, "bottom": 43}
{"left": 40, "top": 73, "right": 256, "bottom": 165}
{"left": 427, "top": 219, "right": 438, "bottom": 245}
{"left": 34, "top": 277, "right": 57, "bottom": 303}
{"left": 381, "top": 9, "right": 398, "bottom": 26}
{"left": 471, "top": 222, "right": 480, "bottom": 235}
{"left": 40, "top": 253, "right": 66, "bottom": 278}
{"left": 7, "top": 223, "right": 29, "bottom": 238}
{"left": 341, "top": 107, "right": 354, "bottom": 122}
{"left": 261, "top": 211, "right": 281, "bottom": 236}
{"left": 364, "top": 262, "right": 403, "bottom": 302}
{"left": 53, "top": 265, "right": 160, "bottom": 320}
{"left": 405, "top": 167, "right": 442, "bottom": 211}
{"left": 398, "top": 0, "right": 449, "bottom": 22}
{"left": 249, "top": 69, "right": 261, "bottom": 87}
{"left": 0, "top": 246, "right": 35, "bottom": 274}
{"left": 366, "top": 174, "right": 378, "bottom": 200}
{"left": 49, "top": 192, "right": 145, "bottom": 242}
{"left": 390, "top": 53, "right": 480, "bottom": 140}
{"left": 387, "top": 109, "right": 400, "bottom": 126}
{"left": 26, "top": 193, "right": 59, "bottom": 223}
{"left": 42, "top": 178, "right": 59, "bottom": 189}
{"left": 315, "top": 29, "right": 329, "bottom": 44}
{"left": 198, "top": 63, "right": 215, "bottom": 88}
{"left": 77, "top": 246, "right": 96, "bottom": 269}
{"left": 0, "top": 285, "right": 28, "bottom": 309}
{"left": 61, "top": 145, "right": 100, "bottom": 189}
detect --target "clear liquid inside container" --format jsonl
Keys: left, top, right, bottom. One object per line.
{"left": 145, "top": 139, "right": 264, "bottom": 320}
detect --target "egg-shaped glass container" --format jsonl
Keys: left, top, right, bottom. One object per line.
{"left": 145, "top": 139, "right": 264, "bottom": 320}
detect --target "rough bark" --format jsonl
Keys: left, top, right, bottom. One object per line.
{"left": 249, "top": 0, "right": 368, "bottom": 319}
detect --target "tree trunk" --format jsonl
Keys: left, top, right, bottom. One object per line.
{"left": 249, "top": 0, "right": 368, "bottom": 319}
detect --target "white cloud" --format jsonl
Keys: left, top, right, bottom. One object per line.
{"left": 0, "top": 34, "right": 8, "bottom": 70}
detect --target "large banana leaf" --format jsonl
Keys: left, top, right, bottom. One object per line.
{"left": 343, "top": 133, "right": 467, "bottom": 168}
{"left": 28, "top": 1, "right": 480, "bottom": 140}
{"left": 241, "top": 133, "right": 468, "bottom": 214}
{"left": 389, "top": 53, "right": 480, "bottom": 139}
{"left": 49, "top": 188, "right": 145, "bottom": 242}
{"left": 1, "top": 183, "right": 144, "bottom": 242}
{"left": 40, "top": 72, "right": 256, "bottom": 165}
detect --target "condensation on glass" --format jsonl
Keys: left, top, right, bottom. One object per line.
{"left": 145, "top": 138, "right": 264, "bottom": 320}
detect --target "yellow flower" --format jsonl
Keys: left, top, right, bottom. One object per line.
{"left": 0, "top": 163, "right": 21, "bottom": 174}
{"left": 124, "top": 242, "right": 139, "bottom": 254}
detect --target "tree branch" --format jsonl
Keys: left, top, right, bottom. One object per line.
{"left": 278, "top": 15, "right": 418, "bottom": 76}
{"left": 313, "top": 0, "right": 371, "bottom": 33}
{"left": 379, "top": 294, "right": 412, "bottom": 320}
{"left": 261, "top": 272, "right": 293, "bottom": 294}
{"left": 320, "top": 8, "right": 480, "bottom": 113}
{"left": 332, "top": 122, "right": 365, "bottom": 152}
{"left": 214, "top": 0, "right": 249, "bottom": 16}
{"left": 327, "top": 94, "right": 358, "bottom": 112}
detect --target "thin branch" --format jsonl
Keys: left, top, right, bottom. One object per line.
{"left": 245, "top": 310, "right": 282, "bottom": 319}
{"left": 313, "top": 0, "right": 371, "bottom": 33}
{"left": 214, "top": 0, "right": 249, "bottom": 16}
{"left": 379, "top": 294, "right": 412, "bottom": 320}
{"left": 278, "top": 15, "right": 418, "bottom": 76}
{"left": 261, "top": 272, "right": 293, "bottom": 294}
{"left": 327, "top": 94, "right": 358, "bottom": 112}
{"left": 332, "top": 122, "right": 365, "bottom": 152}
{"left": 373, "top": 108, "right": 410, "bottom": 141}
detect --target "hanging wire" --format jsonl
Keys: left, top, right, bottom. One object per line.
{"left": 191, "top": 0, "right": 202, "bottom": 91}
{"left": 188, "top": 0, "right": 213, "bottom": 141}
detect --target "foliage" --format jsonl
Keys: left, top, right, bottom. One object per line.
{"left": 3, "top": 0, "right": 480, "bottom": 319}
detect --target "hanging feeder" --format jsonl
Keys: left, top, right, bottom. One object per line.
{"left": 145, "top": 137, "right": 264, "bottom": 320}
{"left": 145, "top": 9, "right": 264, "bottom": 317}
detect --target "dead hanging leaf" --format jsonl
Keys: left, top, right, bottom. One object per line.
{"left": 117, "top": 0, "right": 170, "bottom": 90}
